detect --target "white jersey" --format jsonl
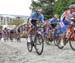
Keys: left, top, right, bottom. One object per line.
{"left": 60, "top": 10, "right": 74, "bottom": 27}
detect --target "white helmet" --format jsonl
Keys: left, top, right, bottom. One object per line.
{"left": 69, "top": 4, "right": 75, "bottom": 9}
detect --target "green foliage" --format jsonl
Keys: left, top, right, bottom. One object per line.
{"left": 11, "top": 18, "right": 24, "bottom": 26}
{"left": 0, "top": 25, "right": 2, "bottom": 30}
{"left": 31, "top": 0, "right": 54, "bottom": 19}
{"left": 31, "top": 0, "right": 75, "bottom": 19}
{"left": 54, "top": 0, "right": 75, "bottom": 15}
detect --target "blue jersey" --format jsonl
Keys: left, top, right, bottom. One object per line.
{"left": 48, "top": 18, "right": 59, "bottom": 24}
{"left": 29, "top": 12, "right": 44, "bottom": 22}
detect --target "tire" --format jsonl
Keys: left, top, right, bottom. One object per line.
{"left": 52, "top": 30, "right": 59, "bottom": 46}
{"left": 54, "top": 36, "right": 64, "bottom": 48}
{"left": 44, "top": 34, "right": 51, "bottom": 45}
{"left": 27, "top": 41, "right": 33, "bottom": 52}
{"left": 69, "top": 38, "right": 75, "bottom": 51}
{"left": 54, "top": 33, "right": 59, "bottom": 46}
{"left": 46, "top": 39, "right": 51, "bottom": 45}
{"left": 54, "top": 32, "right": 65, "bottom": 49}
{"left": 57, "top": 38, "right": 66, "bottom": 49}
{"left": 54, "top": 39, "right": 59, "bottom": 46}
{"left": 34, "top": 34, "right": 44, "bottom": 55}
{"left": 57, "top": 43, "right": 64, "bottom": 49}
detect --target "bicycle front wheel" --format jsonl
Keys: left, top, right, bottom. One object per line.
{"left": 27, "top": 40, "right": 33, "bottom": 52}
{"left": 34, "top": 34, "right": 44, "bottom": 55}
{"left": 69, "top": 38, "right": 75, "bottom": 51}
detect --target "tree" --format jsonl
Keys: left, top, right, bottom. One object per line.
{"left": 0, "top": 25, "right": 2, "bottom": 30}
{"left": 31, "top": 0, "right": 55, "bottom": 19}
{"left": 10, "top": 17, "right": 24, "bottom": 26}
{"left": 53, "top": 0, "right": 75, "bottom": 15}
{"left": 31, "top": 0, "right": 75, "bottom": 19}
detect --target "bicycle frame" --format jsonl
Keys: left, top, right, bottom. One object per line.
{"left": 66, "top": 25, "right": 75, "bottom": 41}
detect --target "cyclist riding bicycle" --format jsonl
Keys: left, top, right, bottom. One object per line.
{"left": 48, "top": 14, "right": 59, "bottom": 29}
{"left": 27, "top": 6, "right": 44, "bottom": 43}
{"left": 48, "top": 14, "right": 59, "bottom": 41}
{"left": 60, "top": 4, "right": 75, "bottom": 46}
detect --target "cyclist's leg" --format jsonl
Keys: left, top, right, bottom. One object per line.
{"left": 27, "top": 21, "right": 34, "bottom": 43}
{"left": 50, "top": 24, "right": 56, "bottom": 41}
{"left": 59, "top": 26, "right": 66, "bottom": 46}
{"left": 66, "top": 25, "right": 71, "bottom": 39}
{"left": 48, "top": 27, "right": 53, "bottom": 41}
{"left": 27, "top": 26, "right": 32, "bottom": 43}
{"left": 60, "top": 20, "right": 71, "bottom": 46}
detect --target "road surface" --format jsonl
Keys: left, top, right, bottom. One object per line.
{"left": 0, "top": 38, "right": 75, "bottom": 63}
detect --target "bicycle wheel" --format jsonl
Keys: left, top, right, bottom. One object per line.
{"left": 57, "top": 37, "right": 67, "bottom": 49}
{"left": 57, "top": 40, "right": 64, "bottom": 49}
{"left": 44, "top": 34, "right": 51, "bottom": 45}
{"left": 54, "top": 39, "right": 59, "bottom": 46}
{"left": 34, "top": 34, "right": 44, "bottom": 55}
{"left": 55, "top": 33, "right": 64, "bottom": 49}
{"left": 27, "top": 41, "right": 33, "bottom": 52}
{"left": 54, "top": 33, "right": 59, "bottom": 46}
{"left": 69, "top": 37, "right": 75, "bottom": 51}
{"left": 46, "top": 38, "right": 51, "bottom": 45}
{"left": 27, "top": 36, "right": 33, "bottom": 52}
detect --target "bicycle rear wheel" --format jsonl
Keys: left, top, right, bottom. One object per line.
{"left": 56, "top": 34, "right": 66, "bottom": 49}
{"left": 44, "top": 34, "right": 51, "bottom": 45}
{"left": 57, "top": 37, "right": 67, "bottom": 49}
{"left": 34, "top": 34, "right": 44, "bottom": 55}
{"left": 57, "top": 39, "right": 64, "bottom": 49}
{"left": 54, "top": 33, "right": 59, "bottom": 46}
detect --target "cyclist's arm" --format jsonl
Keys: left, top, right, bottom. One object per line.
{"left": 28, "top": 18, "right": 33, "bottom": 27}
{"left": 28, "top": 13, "right": 35, "bottom": 27}
{"left": 65, "top": 16, "right": 72, "bottom": 22}
{"left": 29, "top": 18, "right": 32, "bottom": 24}
{"left": 61, "top": 11, "right": 72, "bottom": 22}
{"left": 41, "top": 14, "right": 44, "bottom": 23}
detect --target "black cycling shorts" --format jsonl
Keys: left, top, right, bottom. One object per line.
{"left": 51, "top": 24, "right": 57, "bottom": 28}
{"left": 31, "top": 19, "right": 37, "bottom": 26}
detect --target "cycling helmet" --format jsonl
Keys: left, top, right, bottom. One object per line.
{"left": 69, "top": 4, "right": 75, "bottom": 9}
{"left": 35, "top": 6, "right": 42, "bottom": 12}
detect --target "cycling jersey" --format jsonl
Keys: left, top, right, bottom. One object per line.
{"left": 30, "top": 12, "right": 44, "bottom": 21}
{"left": 60, "top": 10, "right": 75, "bottom": 32}
{"left": 48, "top": 18, "right": 59, "bottom": 24}
{"left": 48, "top": 18, "right": 59, "bottom": 28}
{"left": 61, "top": 10, "right": 74, "bottom": 26}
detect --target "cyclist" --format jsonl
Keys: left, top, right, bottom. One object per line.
{"left": 16, "top": 26, "right": 21, "bottom": 41}
{"left": 3, "top": 27, "right": 8, "bottom": 41}
{"left": 48, "top": 14, "right": 59, "bottom": 41}
{"left": 60, "top": 4, "right": 75, "bottom": 46}
{"left": 42, "top": 18, "right": 49, "bottom": 34}
{"left": 0, "top": 29, "right": 2, "bottom": 40}
{"left": 27, "top": 6, "right": 44, "bottom": 43}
